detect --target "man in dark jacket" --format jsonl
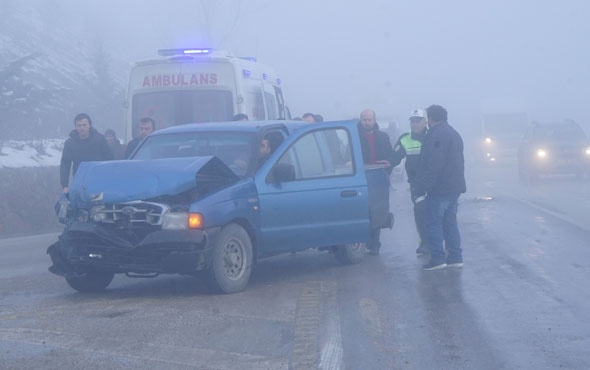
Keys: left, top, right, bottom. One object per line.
{"left": 60, "top": 113, "right": 113, "bottom": 193}
{"left": 391, "top": 108, "right": 429, "bottom": 255}
{"left": 124, "top": 117, "right": 155, "bottom": 158}
{"left": 358, "top": 109, "right": 394, "bottom": 255}
{"left": 413, "top": 105, "right": 466, "bottom": 270}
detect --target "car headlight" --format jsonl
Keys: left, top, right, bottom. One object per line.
{"left": 484, "top": 137, "right": 492, "bottom": 144}
{"left": 161, "top": 212, "right": 204, "bottom": 230}
{"left": 162, "top": 212, "right": 189, "bottom": 229}
{"left": 585, "top": 147, "right": 590, "bottom": 156}
{"left": 536, "top": 149, "right": 547, "bottom": 158}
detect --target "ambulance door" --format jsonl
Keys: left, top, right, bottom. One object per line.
{"left": 243, "top": 79, "right": 266, "bottom": 120}
{"left": 273, "top": 85, "right": 287, "bottom": 119}
{"left": 262, "top": 83, "right": 286, "bottom": 120}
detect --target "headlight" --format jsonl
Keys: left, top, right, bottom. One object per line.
{"left": 484, "top": 137, "right": 492, "bottom": 144}
{"left": 585, "top": 147, "right": 590, "bottom": 156}
{"left": 536, "top": 149, "right": 547, "bottom": 158}
{"left": 162, "top": 212, "right": 189, "bottom": 229}
{"left": 162, "top": 212, "right": 204, "bottom": 230}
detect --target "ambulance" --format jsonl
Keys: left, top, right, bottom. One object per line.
{"left": 124, "top": 48, "right": 290, "bottom": 141}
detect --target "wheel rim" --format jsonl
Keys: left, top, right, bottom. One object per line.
{"left": 348, "top": 242, "right": 365, "bottom": 253}
{"left": 221, "top": 237, "right": 246, "bottom": 280}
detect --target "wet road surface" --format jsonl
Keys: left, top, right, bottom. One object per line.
{"left": 1, "top": 163, "right": 589, "bottom": 369}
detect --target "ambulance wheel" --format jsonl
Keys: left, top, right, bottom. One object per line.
{"left": 65, "top": 271, "right": 114, "bottom": 292}
{"left": 334, "top": 242, "right": 367, "bottom": 265}
{"left": 206, "top": 224, "right": 253, "bottom": 294}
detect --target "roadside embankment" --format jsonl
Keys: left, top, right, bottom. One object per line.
{"left": 0, "top": 167, "right": 62, "bottom": 238}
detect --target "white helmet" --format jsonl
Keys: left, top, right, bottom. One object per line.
{"left": 409, "top": 108, "right": 427, "bottom": 119}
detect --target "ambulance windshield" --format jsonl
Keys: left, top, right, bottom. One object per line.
{"left": 132, "top": 90, "right": 233, "bottom": 130}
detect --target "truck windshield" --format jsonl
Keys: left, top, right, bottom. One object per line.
{"left": 131, "top": 131, "right": 255, "bottom": 177}
{"left": 132, "top": 90, "right": 233, "bottom": 130}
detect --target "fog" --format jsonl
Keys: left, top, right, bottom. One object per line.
{"left": 5, "top": 0, "right": 590, "bottom": 140}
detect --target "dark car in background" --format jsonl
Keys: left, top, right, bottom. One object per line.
{"left": 517, "top": 120, "right": 590, "bottom": 182}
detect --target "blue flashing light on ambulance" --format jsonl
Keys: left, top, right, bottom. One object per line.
{"left": 124, "top": 48, "right": 290, "bottom": 142}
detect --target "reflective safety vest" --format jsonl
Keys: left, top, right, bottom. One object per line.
{"left": 400, "top": 134, "right": 422, "bottom": 156}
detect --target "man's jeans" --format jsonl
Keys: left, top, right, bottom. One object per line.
{"left": 426, "top": 193, "right": 462, "bottom": 264}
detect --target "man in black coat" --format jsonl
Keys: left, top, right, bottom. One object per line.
{"left": 357, "top": 109, "right": 394, "bottom": 255}
{"left": 124, "top": 117, "right": 156, "bottom": 159}
{"left": 413, "top": 104, "right": 466, "bottom": 270}
{"left": 60, "top": 113, "right": 113, "bottom": 193}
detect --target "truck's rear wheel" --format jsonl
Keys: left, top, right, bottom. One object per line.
{"left": 334, "top": 242, "right": 367, "bottom": 265}
{"left": 206, "top": 224, "right": 253, "bottom": 294}
{"left": 65, "top": 271, "right": 114, "bottom": 292}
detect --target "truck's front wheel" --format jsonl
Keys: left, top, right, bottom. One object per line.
{"left": 206, "top": 224, "right": 253, "bottom": 294}
{"left": 334, "top": 242, "right": 367, "bottom": 265}
{"left": 65, "top": 271, "right": 114, "bottom": 292}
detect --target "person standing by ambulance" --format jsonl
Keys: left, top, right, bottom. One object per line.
{"left": 391, "top": 109, "right": 429, "bottom": 255}
{"left": 125, "top": 117, "right": 155, "bottom": 158}
{"left": 357, "top": 109, "right": 394, "bottom": 255}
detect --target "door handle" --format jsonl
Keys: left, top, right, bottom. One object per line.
{"left": 340, "top": 190, "right": 358, "bottom": 198}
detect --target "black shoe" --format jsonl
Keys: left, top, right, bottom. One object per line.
{"left": 423, "top": 261, "right": 447, "bottom": 270}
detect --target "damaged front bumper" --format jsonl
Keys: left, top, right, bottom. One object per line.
{"left": 47, "top": 222, "right": 219, "bottom": 278}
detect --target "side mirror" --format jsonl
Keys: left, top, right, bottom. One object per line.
{"left": 267, "top": 163, "right": 295, "bottom": 183}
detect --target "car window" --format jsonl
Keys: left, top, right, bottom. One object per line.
{"left": 275, "top": 128, "right": 353, "bottom": 181}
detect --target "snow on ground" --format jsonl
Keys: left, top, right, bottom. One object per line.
{"left": 0, "top": 140, "right": 63, "bottom": 168}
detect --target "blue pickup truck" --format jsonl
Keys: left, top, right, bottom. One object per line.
{"left": 48, "top": 120, "right": 392, "bottom": 293}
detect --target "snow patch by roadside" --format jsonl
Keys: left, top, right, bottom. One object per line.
{"left": 0, "top": 139, "right": 63, "bottom": 168}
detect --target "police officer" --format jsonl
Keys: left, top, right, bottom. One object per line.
{"left": 391, "top": 109, "right": 429, "bottom": 254}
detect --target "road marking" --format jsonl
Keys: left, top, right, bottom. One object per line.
{"left": 319, "top": 281, "right": 343, "bottom": 370}
{"left": 290, "top": 281, "right": 322, "bottom": 370}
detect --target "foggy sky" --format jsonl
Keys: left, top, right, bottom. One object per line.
{"left": 32, "top": 0, "right": 590, "bottom": 136}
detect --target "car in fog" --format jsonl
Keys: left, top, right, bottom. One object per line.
{"left": 517, "top": 120, "right": 590, "bottom": 181}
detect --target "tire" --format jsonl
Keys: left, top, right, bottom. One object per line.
{"left": 65, "top": 271, "right": 114, "bottom": 292}
{"left": 206, "top": 224, "right": 253, "bottom": 294}
{"left": 333, "top": 242, "right": 367, "bottom": 265}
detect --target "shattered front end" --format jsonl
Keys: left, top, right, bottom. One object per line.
{"left": 47, "top": 156, "right": 237, "bottom": 281}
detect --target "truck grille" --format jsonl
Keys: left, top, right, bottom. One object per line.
{"left": 93, "top": 202, "right": 169, "bottom": 226}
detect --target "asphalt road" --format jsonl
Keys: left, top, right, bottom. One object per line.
{"left": 1, "top": 163, "right": 589, "bottom": 369}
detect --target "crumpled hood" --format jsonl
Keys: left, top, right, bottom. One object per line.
{"left": 69, "top": 156, "right": 238, "bottom": 205}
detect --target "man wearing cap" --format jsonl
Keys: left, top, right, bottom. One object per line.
{"left": 391, "top": 109, "right": 429, "bottom": 255}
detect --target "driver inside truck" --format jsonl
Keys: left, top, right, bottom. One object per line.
{"left": 258, "top": 132, "right": 284, "bottom": 166}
